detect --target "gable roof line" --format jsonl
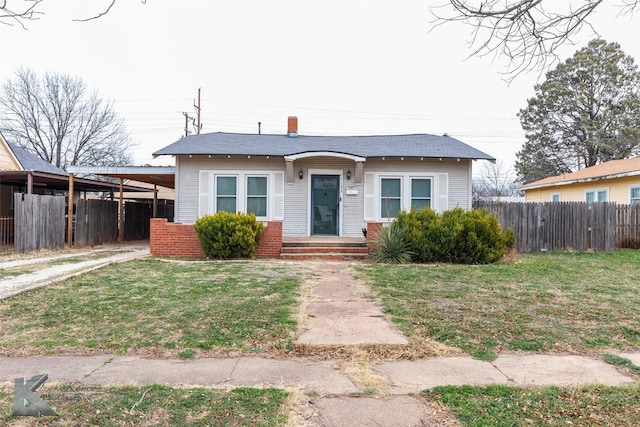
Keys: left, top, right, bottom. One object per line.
{"left": 520, "top": 157, "right": 640, "bottom": 190}
{"left": 0, "top": 131, "right": 23, "bottom": 170}
{"left": 152, "top": 131, "right": 496, "bottom": 161}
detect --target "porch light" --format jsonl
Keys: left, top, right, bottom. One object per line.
{"left": 346, "top": 170, "right": 351, "bottom": 180}
{"left": 299, "top": 169, "right": 304, "bottom": 180}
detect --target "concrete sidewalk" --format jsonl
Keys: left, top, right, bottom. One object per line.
{"left": 1, "top": 352, "right": 638, "bottom": 426}
{"left": 1, "top": 353, "right": 637, "bottom": 392}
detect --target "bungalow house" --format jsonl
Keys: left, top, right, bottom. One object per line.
{"left": 520, "top": 157, "right": 640, "bottom": 204}
{"left": 150, "top": 117, "right": 494, "bottom": 258}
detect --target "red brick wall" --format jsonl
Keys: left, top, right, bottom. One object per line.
{"left": 149, "top": 218, "right": 283, "bottom": 259}
{"left": 255, "top": 221, "right": 283, "bottom": 258}
{"left": 150, "top": 218, "right": 206, "bottom": 258}
{"left": 366, "top": 222, "right": 383, "bottom": 253}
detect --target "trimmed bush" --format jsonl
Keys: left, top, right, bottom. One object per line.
{"left": 394, "top": 207, "right": 513, "bottom": 264}
{"left": 194, "top": 211, "right": 264, "bottom": 259}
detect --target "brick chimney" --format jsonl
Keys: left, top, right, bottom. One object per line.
{"left": 287, "top": 116, "right": 298, "bottom": 137}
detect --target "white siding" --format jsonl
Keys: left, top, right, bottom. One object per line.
{"left": 364, "top": 158, "right": 472, "bottom": 214}
{"left": 175, "top": 155, "right": 474, "bottom": 232}
{"left": 175, "top": 156, "right": 285, "bottom": 224}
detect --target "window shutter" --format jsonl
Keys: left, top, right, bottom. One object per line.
{"left": 364, "top": 172, "right": 375, "bottom": 220}
{"left": 273, "top": 171, "right": 285, "bottom": 220}
{"left": 199, "top": 171, "right": 210, "bottom": 217}
{"left": 437, "top": 173, "right": 448, "bottom": 212}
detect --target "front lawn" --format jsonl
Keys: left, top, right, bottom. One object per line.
{"left": 0, "top": 258, "right": 302, "bottom": 356}
{"left": 0, "top": 384, "right": 289, "bottom": 426}
{"left": 425, "top": 384, "right": 640, "bottom": 426}
{"left": 358, "top": 250, "right": 640, "bottom": 359}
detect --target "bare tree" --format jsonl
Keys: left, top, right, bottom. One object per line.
{"left": 0, "top": 68, "right": 132, "bottom": 169}
{"left": 0, "top": 0, "right": 44, "bottom": 28}
{"left": 1, "top": 0, "right": 146, "bottom": 26}
{"left": 473, "top": 160, "right": 521, "bottom": 203}
{"left": 431, "top": 0, "right": 640, "bottom": 79}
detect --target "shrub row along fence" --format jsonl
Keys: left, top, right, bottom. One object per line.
{"left": 14, "top": 194, "right": 66, "bottom": 254}
{"left": 480, "top": 202, "right": 627, "bottom": 253}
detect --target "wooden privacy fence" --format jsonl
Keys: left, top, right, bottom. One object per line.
{"left": 14, "top": 194, "right": 66, "bottom": 254}
{"left": 75, "top": 199, "right": 118, "bottom": 247}
{"left": 481, "top": 202, "right": 617, "bottom": 253}
{"left": 0, "top": 216, "right": 14, "bottom": 254}
{"left": 123, "top": 202, "right": 151, "bottom": 241}
{"left": 616, "top": 204, "right": 640, "bottom": 249}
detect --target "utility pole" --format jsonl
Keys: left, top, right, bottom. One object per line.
{"left": 182, "top": 111, "right": 193, "bottom": 137}
{"left": 194, "top": 88, "right": 202, "bottom": 134}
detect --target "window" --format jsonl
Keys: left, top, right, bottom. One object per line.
{"left": 551, "top": 193, "right": 560, "bottom": 202}
{"left": 216, "top": 176, "right": 237, "bottom": 212}
{"left": 631, "top": 187, "right": 640, "bottom": 204}
{"left": 246, "top": 176, "right": 267, "bottom": 217}
{"left": 381, "top": 178, "right": 401, "bottom": 218}
{"left": 411, "top": 178, "right": 431, "bottom": 209}
{"left": 585, "top": 189, "right": 607, "bottom": 203}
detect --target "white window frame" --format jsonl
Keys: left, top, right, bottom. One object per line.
{"left": 410, "top": 177, "right": 433, "bottom": 210}
{"left": 376, "top": 173, "right": 436, "bottom": 221}
{"left": 380, "top": 176, "right": 402, "bottom": 220}
{"left": 199, "top": 170, "right": 280, "bottom": 220}
{"left": 245, "top": 175, "right": 269, "bottom": 219}
{"left": 214, "top": 174, "right": 238, "bottom": 213}
{"left": 585, "top": 188, "right": 608, "bottom": 203}
{"left": 630, "top": 185, "right": 640, "bottom": 204}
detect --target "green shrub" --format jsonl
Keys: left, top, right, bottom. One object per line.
{"left": 194, "top": 211, "right": 264, "bottom": 259}
{"left": 394, "top": 207, "right": 513, "bottom": 264}
{"left": 369, "top": 222, "right": 414, "bottom": 264}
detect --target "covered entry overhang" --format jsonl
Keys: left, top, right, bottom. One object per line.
{"left": 283, "top": 151, "right": 366, "bottom": 184}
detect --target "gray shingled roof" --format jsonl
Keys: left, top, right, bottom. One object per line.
{"left": 7, "top": 142, "right": 68, "bottom": 176}
{"left": 153, "top": 132, "right": 495, "bottom": 160}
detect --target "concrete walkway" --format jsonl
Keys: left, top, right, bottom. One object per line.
{"left": 0, "top": 243, "right": 149, "bottom": 299}
{"left": 1, "top": 255, "right": 639, "bottom": 425}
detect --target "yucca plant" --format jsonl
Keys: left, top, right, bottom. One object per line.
{"left": 369, "top": 221, "right": 414, "bottom": 264}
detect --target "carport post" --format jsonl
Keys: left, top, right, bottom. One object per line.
{"left": 67, "top": 173, "right": 74, "bottom": 246}
{"left": 118, "top": 178, "right": 124, "bottom": 242}
{"left": 153, "top": 184, "right": 158, "bottom": 217}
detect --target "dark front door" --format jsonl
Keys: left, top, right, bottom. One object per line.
{"left": 311, "top": 175, "right": 339, "bottom": 235}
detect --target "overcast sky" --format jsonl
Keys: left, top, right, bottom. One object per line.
{"left": 1, "top": 0, "right": 639, "bottom": 179}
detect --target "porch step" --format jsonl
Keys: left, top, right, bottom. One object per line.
{"left": 280, "top": 239, "right": 369, "bottom": 261}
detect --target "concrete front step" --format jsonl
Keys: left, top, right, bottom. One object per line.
{"left": 281, "top": 246, "right": 368, "bottom": 254}
{"left": 280, "top": 252, "right": 369, "bottom": 261}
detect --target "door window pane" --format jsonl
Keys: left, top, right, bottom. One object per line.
{"left": 247, "top": 176, "right": 267, "bottom": 217}
{"left": 411, "top": 178, "right": 431, "bottom": 210}
{"left": 216, "top": 176, "right": 236, "bottom": 212}
{"left": 381, "top": 178, "right": 401, "bottom": 218}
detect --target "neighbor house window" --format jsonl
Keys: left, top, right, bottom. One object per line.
{"left": 381, "top": 178, "right": 401, "bottom": 218}
{"left": 551, "top": 193, "right": 560, "bottom": 202}
{"left": 216, "top": 176, "right": 237, "bottom": 212}
{"left": 411, "top": 178, "right": 431, "bottom": 210}
{"left": 246, "top": 176, "right": 267, "bottom": 217}
{"left": 631, "top": 187, "right": 640, "bottom": 204}
{"left": 586, "top": 189, "right": 608, "bottom": 203}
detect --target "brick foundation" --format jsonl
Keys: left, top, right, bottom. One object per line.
{"left": 366, "top": 222, "right": 383, "bottom": 253}
{"left": 149, "top": 218, "right": 283, "bottom": 259}
{"left": 254, "top": 221, "right": 283, "bottom": 258}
